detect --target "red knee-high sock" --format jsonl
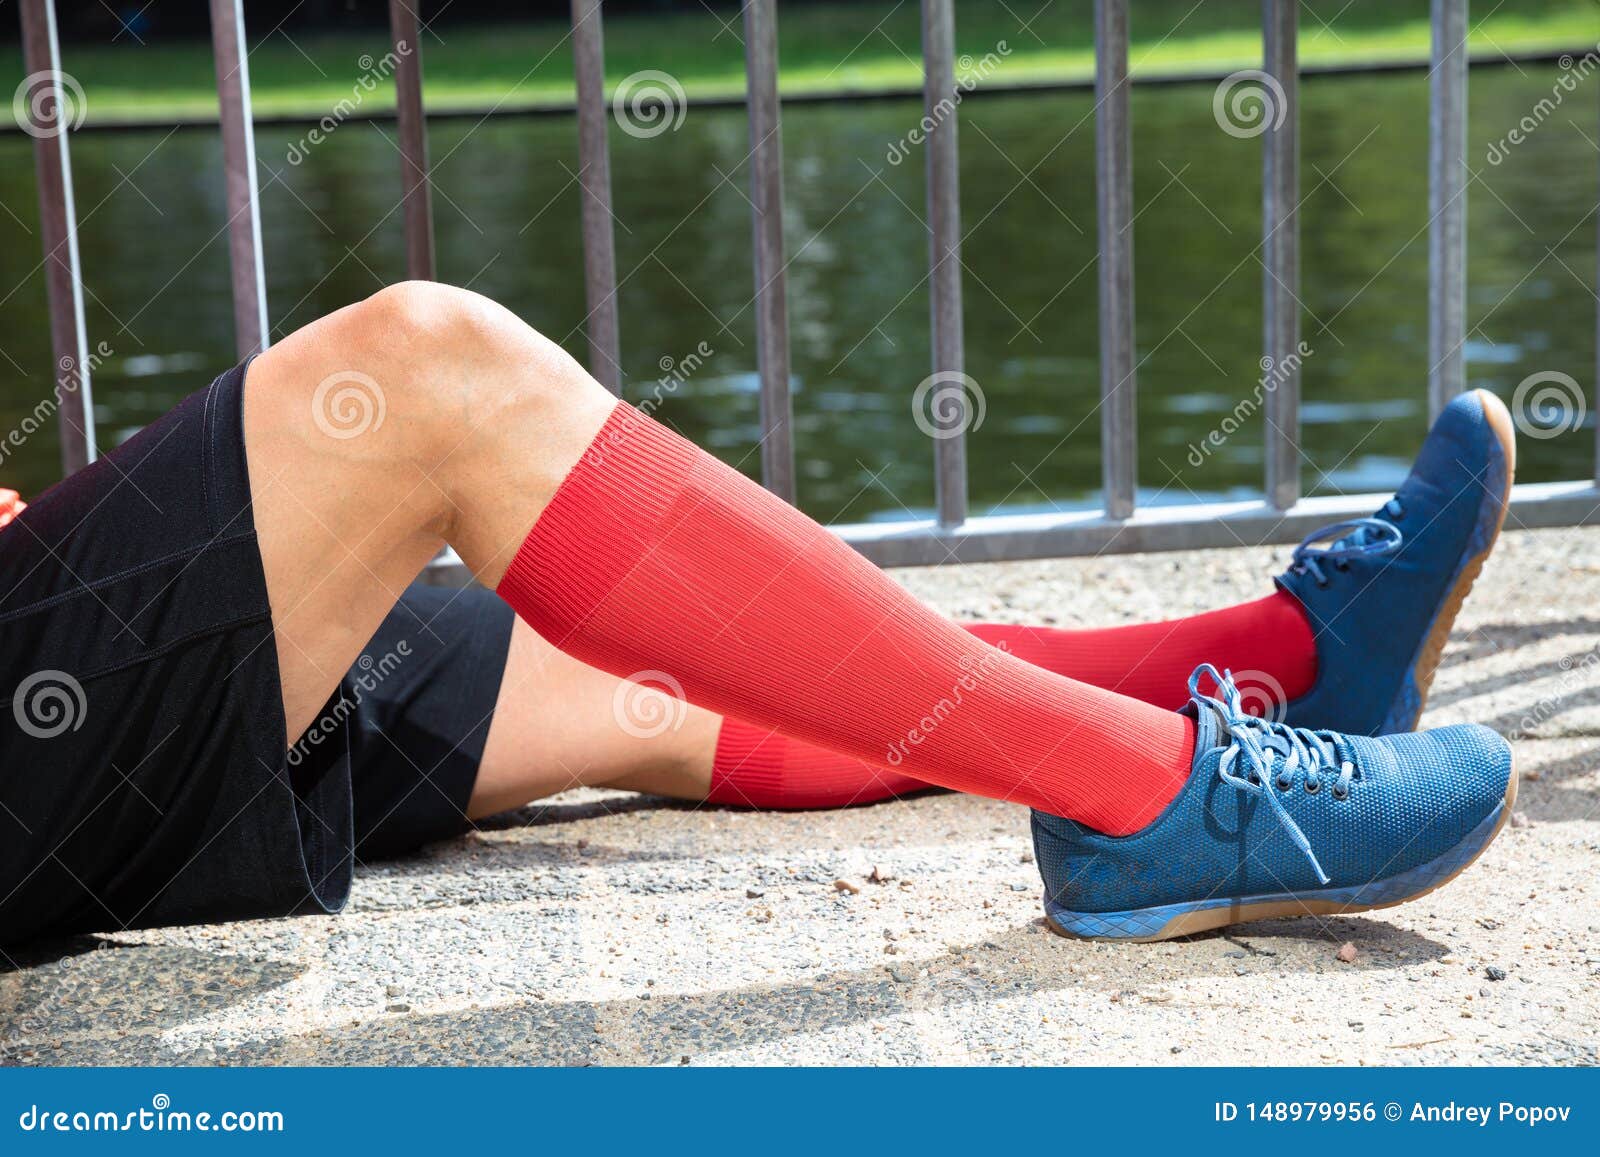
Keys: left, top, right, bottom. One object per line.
{"left": 498, "top": 405, "right": 1194, "bottom": 835}
{"left": 707, "top": 592, "right": 1315, "bottom": 809}
{"left": 966, "top": 591, "right": 1315, "bottom": 712}
{"left": 709, "top": 716, "right": 930, "bottom": 809}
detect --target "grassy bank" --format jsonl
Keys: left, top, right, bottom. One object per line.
{"left": 5, "top": 0, "right": 1597, "bottom": 124}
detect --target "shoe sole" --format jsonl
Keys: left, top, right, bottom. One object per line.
{"left": 1381, "top": 388, "right": 1518, "bottom": 734}
{"left": 1043, "top": 758, "right": 1519, "bottom": 943}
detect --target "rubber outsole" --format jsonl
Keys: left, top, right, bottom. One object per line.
{"left": 1044, "top": 758, "right": 1519, "bottom": 943}
{"left": 1381, "top": 388, "right": 1518, "bottom": 734}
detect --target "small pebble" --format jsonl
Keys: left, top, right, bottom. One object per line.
{"left": 745, "top": 888, "right": 764, "bottom": 899}
{"left": 1337, "top": 942, "right": 1358, "bottom": 964}
{"left": 1485, "top": 965, "right": 1507, "bottom": 981}
{"left": 834, "top": 878, "right": 860, "bottom": 895}
{"left": 386, "top": 1003, "right": 411, "bottom": 1013}
{"left": 1510, "top": 812, "right": 1532, "bottom": 829}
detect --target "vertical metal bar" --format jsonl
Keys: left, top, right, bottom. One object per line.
{"left": 571, "top": 0, "right": 622, "bottom": 395}
{"left": 18, "top": 0, "right": 93, "bottom": 475}
{"left": 1095, "top": 0, "right": 1136, "bottom": 520}
{"left": 1428, "top": 0, "right": 1468, "bottom": 418}
{"left": 744, "top": 0, "right": 796, "bottom": 502}
{"left": 921, "top": 0, "right": 967, "bottom": 528}
{"left": 209, "top": 0, "right": 269, "bottom": 358}
{"left": 389, "top": 0, "right": 435, "bottom": 281}
{"left": 1262, "top": 0, "right": 1300, "bottom": 510}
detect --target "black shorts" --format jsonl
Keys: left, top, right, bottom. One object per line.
{"left": 0, "top": 364, "right": 514, "bottom": 946}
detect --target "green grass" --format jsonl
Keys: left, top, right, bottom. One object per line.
{"left": 7, "top": 0, "right": 1598, "bottom": 123}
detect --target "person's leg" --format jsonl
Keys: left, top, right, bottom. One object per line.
{"left": 410, "top": 381, "right": 1507, "bottom": 819}
{"left": 244, "top": 297, "right": 1511, "bottom": 945}
{"left": 706, "top": 594, "right": 1315, "bottom": 809}
{"left": 454, "top": 588, "right": 1311, "bottom": 814}
{"left": 467, "top": 618, "right": 720, "bottom": 816}
{"left": 708, "top": 384, "right": 1522, "bottom": 811}
{"left": 243, "top": 283, "right": 614, "bottom": 743}
{"left": 450, "top": 595, "right": 1307, "bottom": 817}
{"left": 245, "top": 281, "right": 1192, "bottom": 835}
{"left": 373, "top": 600, "right": 1277, "bottom": 825}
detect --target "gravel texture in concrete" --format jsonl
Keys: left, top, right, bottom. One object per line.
{"left": 3, "top": 527, "right": 1597, "bottom": 1066}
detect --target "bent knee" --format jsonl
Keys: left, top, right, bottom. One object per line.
{"left": 253, "top": 280, "right": 608, "bottom": 471}
{"left": 357, "top": 280, "right": 493, "bottom": 338}
{"left": 345, "top": 282, "right": 595, "bottom": 417}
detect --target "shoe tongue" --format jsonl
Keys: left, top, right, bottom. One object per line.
{"left": 1186, "top": 695, "right": 1228, "bottom": 763}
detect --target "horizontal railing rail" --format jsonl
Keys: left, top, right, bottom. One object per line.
{"left": 14, "top": 0, "right": 1600, "bottom": 583}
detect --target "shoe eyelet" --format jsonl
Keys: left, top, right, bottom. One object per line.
{"left": 1275, "top": 776, "right": 1292, "bottom": 792}
{"left": 1304, "top": 779, "right": 1321, "bottom": 794}
{"left": 1335, "top": 559, "right": 1351, "bottom": 572}
{"left": 1332, "top": 785, "right": 1349, "bottom": 801}
{"left": 1315, "top": 578, "right": 1330, "bottom": 589}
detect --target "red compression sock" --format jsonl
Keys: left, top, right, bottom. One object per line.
{"left": 707, "top": 591, "right": 1315, "bottom": 809}
{"left": 966, "top": 591, "right": 1315, "bottom": 712}
{"left": 709, "top": 718, "right": 930, "bottom": 809}
{"left": 498, "top": 405, "right": 1195, "bottom": 835}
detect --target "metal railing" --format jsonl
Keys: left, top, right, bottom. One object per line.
{"left": 15, "top": 0, "right": 1600, "bottom": 573}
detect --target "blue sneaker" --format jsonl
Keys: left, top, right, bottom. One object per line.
{"left": 1033, "top": 666, "right": 1517, "bottom": 942}
{"left": 1278, "top": 389, "right": 1515, "bottom": 736}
